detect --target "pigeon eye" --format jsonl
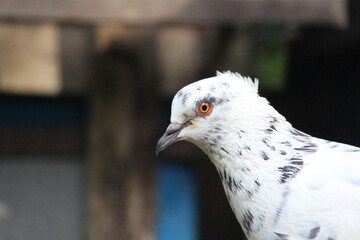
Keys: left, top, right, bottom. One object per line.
{"left": 200, "top": 102, "right": 210, "bottom": 113}
{"left": 197, "top": 100, "right": 213, "bottom": 116}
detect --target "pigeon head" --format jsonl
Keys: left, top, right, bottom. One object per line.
{"left": 156, "top": 71, "right": 272, "bottom": 156}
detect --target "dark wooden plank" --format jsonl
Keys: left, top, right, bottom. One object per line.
{"left": 87, "top": 28, "right": 156, "bottom": 240}
{"left": 0, "top": 0, "right": 347, "bottom": 27}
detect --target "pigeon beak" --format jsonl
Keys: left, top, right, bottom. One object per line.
{"left": 155, "top": 122, "right": 190, "bottom": 155}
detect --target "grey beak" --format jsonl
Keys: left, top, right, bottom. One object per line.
{"left": 155, "top": 122, "right": 190, "bottom": 155}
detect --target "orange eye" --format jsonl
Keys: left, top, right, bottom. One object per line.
{"left": 199, "top": 102, "right": 210, "bottom": 113}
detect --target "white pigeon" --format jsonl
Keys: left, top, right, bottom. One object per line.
{"left": 156, "top": 71, "right": 360, "bottom": 240}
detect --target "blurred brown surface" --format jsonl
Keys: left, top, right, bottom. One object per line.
{"left": 0, "top": 0, "right": 347, "bottom": 27}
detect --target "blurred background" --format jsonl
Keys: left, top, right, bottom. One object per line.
{"left": 0, "top": 0, "right": 359, "bottom": 239}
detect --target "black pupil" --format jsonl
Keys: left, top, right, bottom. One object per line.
{"left": 201, "top": 104, "right": 208, "bottom": 112}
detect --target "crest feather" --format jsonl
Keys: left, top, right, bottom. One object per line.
{"left": 216, "top": 71, "right": 259, "bottom": 93}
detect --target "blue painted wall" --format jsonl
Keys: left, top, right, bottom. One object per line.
{"left": 156, "top": 162, "right": 199, "bottom": 240}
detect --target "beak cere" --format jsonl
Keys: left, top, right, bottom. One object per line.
{"left": 155, "top": 122, "right": 190, "bottom": 155}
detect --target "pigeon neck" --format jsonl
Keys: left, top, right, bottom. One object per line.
{"left": 210, "top": 147, "right": 289, "bottom": 240}
{"left": 205, "top": 117, "right": 318, "bottom": 239}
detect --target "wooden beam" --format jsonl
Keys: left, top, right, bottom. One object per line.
{"left": 0, "top": 0, "right": 347, "bottom": 27}
{"left": 87, "top": 28, "right": 157, "bottom": 240}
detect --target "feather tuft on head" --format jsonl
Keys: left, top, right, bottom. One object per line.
{"left": 216, "top": 71, "right": 259, "bottom": 94}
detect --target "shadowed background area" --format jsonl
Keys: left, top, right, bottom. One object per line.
{"left": 0, "top": 0, "right": 359, "bottom": 239}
